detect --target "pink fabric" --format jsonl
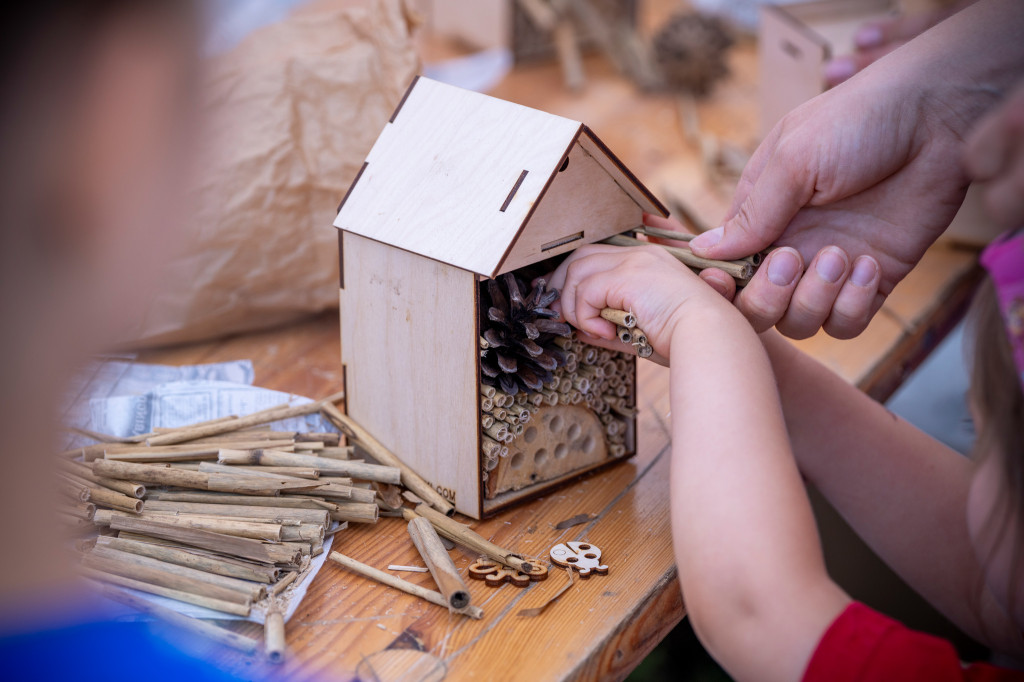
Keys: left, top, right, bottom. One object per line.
{"left": 981, "top": 230, "right": 1024, "bottom": 380}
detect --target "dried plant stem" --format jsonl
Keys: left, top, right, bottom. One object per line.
{"left": 407, "top": 517, "right": 471, "bottom": 610}
{"left": 603, "top": 233, "right": 752, "bottom": 282}
{"left": 407, "top": 505, "right": 534, "bottom": 574}
{"left": 600, "top": 308, "right": 636, "bottom": 328}
{"left": 328, "top": 552, "right": 482, "bottom": 619}
{"left": 83, "top": 568, "right": 250, "bottom": 617}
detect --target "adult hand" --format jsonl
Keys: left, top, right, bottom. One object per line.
{"left": 965, "top": 80, "right": 1024, "bottom": 227}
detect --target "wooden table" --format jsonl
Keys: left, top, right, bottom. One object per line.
{"left": 134, "top": 20, "right": 981, "bottom": 682}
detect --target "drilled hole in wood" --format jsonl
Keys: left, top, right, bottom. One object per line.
{"left": 510, "top": 452, "right": 524, "bottom": 470}
{"left": 549, "top": 415, "right": 564, "bottom": 433}
{"left": 584, "top": 553, "right": 597, "bottom": 559}
{"left": 567, "top": 557, "right": 578, "bottom": 563}
{"left": 567, "top": 423, "right": 581, "bottom": 440}
{"left": 554, "top": 443, "right": 568, "bottom": 460}
{"left": 534, "top": 448, "right": 549, "bottom": 466}
{"left": 559, "top": 157, "right": 569, "bottom": 172}
{"left": 581, "top": 435, "right": 596, "bottom": 454}
{"left": 524, "top": 426, "right": 538, "bottom": 444}
{"left": 578, "top": 544, "right": 591, "bottom": 550}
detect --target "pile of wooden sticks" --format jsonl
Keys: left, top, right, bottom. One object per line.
{"left": 59, "top": 392, "right": 454, "bottom": 661}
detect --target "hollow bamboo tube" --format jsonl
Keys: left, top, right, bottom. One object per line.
{"left": 407, "top": 505, "right": 533, "bottom": 574}
{"left": 271, "top": 570, "right": 299, "bottom": 596}
{"left": 144, "top": 393, "right": 343, "bottom": 446}
{"left": 83, "top": 568, "right": 251, "bottom": 617}
{"left": 480, "top": 414, "right": 494, "bottom": 429}
{"left": 147, "top": 492, "right": 333, "bottom": 511}
{"left": 321, "top": 403, "right": 454, "bottom": 516}
{"left": 93, "top": 582, "right": 259, "bottom": 653}
{"left": 197, "top": 462, "right": 323, "bottom": 483}
{"left": 328, "top": 552, "right": 483, "bottom": 619}
{"left": 601, "top": 308, "right": 636, "bottom": 328}
{"left": 68, "top": 501, "right": 96, "bottom": 521}
{"left": 635, "top": 224, "right": 696, "bottom": 243}
{"left": 197, "top": 462, "right": 358, "bottom": 501}
{"left": 96, "top": 536, "right": 278, "bottom": 583}
{"left": 140, "top": 500, "right": 329, "bottom": 526}
{"left": 217, "top": 449, "right": 400, "bottom": 485}
{"left": 265, "top": 607, "right": 286, "bottom": 664}
{"left": 407, "top": 517, "right": 471, "bottom": 610}
{"left": 104, "top": 439, "right": 296, "bottom": 459}
{"left": 109, "top": 516, "right": 299, "bottom": 565}
{"left": 61, "top": 460, "right": 146, "bottom": 498}
{"left": 86, "top": 486, "right": 143, "bottom": 513}
{"left": 631, "top": 327, "right": 648, "bottom": 346}
{"left": 616, "top": 326, "right": 633, "bottom": 344}
{"left": 90, "top": 544, "right": 264, "bottom": 600}
{"left": 281, "top": 524, "right": 324, "bottom": 543}
{"left": 479, "top": 384, "right": 496, "bottom": 398}
{"left": 328, "top": 501, "right": 379, "bottom": 524}
{"left": 96, "top": 510, "right": 284, "bottom": 542}
{"left": 93, "top": 459, "right": 318, "bottom": 495}
{"left": 83, "top": 550, "right": 252, "bottom": 606}
{"left": 60, "top": 479, "right": 91, "bottom": 503}
{"left": 603, "top": 234, "right": 753, "bottom": 282}
{"left": 317, "top": 446, "right": 356, "bottom": 460}
{"left": 637, "top": 343, "right": 654, "bottom": 359}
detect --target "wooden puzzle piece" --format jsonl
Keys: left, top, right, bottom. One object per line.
{"left": 468, "top": 558, "right": 548, "bottom": 587}
{"left": 549, "top": 541, "right": 608, "bottom": 578}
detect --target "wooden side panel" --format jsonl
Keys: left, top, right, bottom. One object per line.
{"left": 340, "top": 233, "right": 480, "bottom": 516}
{"left": 758, "top": 5, "right": 828, "bottom": 137}
{"left": 759, "top": 0, "right": 897, "bottom": 137}
{"left": 576, "top": 129, "right": 666, "bottom": 217}
{"left": 429, "top": 0, "right": 509, "bottom": 51}
{"left": 497, "top": 141, "right": 643, "bottom": 274}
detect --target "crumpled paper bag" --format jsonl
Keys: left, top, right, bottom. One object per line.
{"left": 126, "top": 0, "right": 419, "bottom": 348}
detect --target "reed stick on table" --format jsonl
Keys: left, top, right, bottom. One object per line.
{"left": 148, "top": 492, "right": 331, "bottom": 510}
{"left": 406, "top": 505, "right": 534, "bottom": 574}
{"left": 95, "top": 509, "right": 284, "bottom": 542}
{"left": 320, "top": 403, "right": 454, "bottom": 516}
{"left": 83, "top": 567, "right": 251, "bottom": 617}
{"left": 93, "top": 459, "right": 320, "bottom": 495}
{"left": 93, "top": 581, "right": 259, "bottom": 653}
{"left": 86, "top": 486, "right": 144, "bottom": 513}
{"left": 316, "top": 446, "right": 355, "bottom": 460}
{"left": 140, "top": 500, "right": 329, "bottom": 526}
{"left": 328, "top": 552, "right": 483, "bottom": 619}
{"left": 104, "top": 439, "right": 296, "bottom": 460}
{"left": 407, "top": 516, "right": 471, "bottom": 610}
{"left": 90, "top": 544, "right": 265, "bottom": 600}
{"left": 83, "top": 550, "right": 252, "bottom": 605}
{"left": 602, "top": 234, "right": 753, "bottom": 282}
{"left": 109, "top": 516, "right": 300, "bottom": 565}
{"left": 265, "top": 605, "right": 286, "bottom": 664}
{"left": 61, "top": 459, "right": 146, "bottom": 498}
{"left": 326, "top": 501, "right": 379, "bottom": 524}
{"left": 146, "top": 392, "right": 344, "bottom": 446}
{"left": 96, "top": 536, "right": 279, "bottom": 583}
{"left": 271, "top": 570, "right": 299, "bottom": 596}
{"left": 217, "top": 449, "right": 401, "bottom": 485}
{"left": 600, "top": 308, "right": 636, "bottom": 328}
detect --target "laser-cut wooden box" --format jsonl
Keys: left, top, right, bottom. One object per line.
{"left": 333, "top": 76, "right": 667, "bottom": 518}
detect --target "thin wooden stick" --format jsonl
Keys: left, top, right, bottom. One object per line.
{"left": 82, "top": 568, "right": 250, "bottom": 617}
{"left": 95, "top": 510, "right": 284, "bottom": 542}
{"left": 265, "top": 605, "right": 286, "bottom": 664}
{"left": 602, "top": 234, "right": 753, "bottom": 282}
{"left": 109, "top": 516, "right": 300, "bottom": 566}
{"left": 60, "top": 460, "right": 146, "bottom": 498}
{"left": 146, "top": 392, "right": 344, "bottom": 446}
{"left": 327, "top": 501, "right": 379, "bottom": 524}
{"left": 407, "top": 505, "right": 535, "bottom": 574}
{"left": 82, "top": 551, "right": 252, "bottom": 605}
{"left": 96, "top": 536, "right": 278, "bottom": 584}
{"left": 407, "top": 516, "right": 471, "bottom": 610}
{"left": 328, "top": 552, "right": 482, "bottom": 619}
{"left": 321, "top": 403, "right": 454, "bottom": 516}
{"left": 600, "top": 308, "right": 636, "bottom": 328}
{"left": 92, "top": 581, "right": 259, "bottom": 653}
{"left": 217, "top": 449, "right": 401, "bottom": 485}
{"left": 141, "top": 500, "right": 329, "bottom": 526}
{"left": 93, "top": 459, "right": 320, "bottom": 495}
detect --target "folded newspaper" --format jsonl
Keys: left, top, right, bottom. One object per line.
{"left": 66, "top": 358, "right": 338, "bottom": 624}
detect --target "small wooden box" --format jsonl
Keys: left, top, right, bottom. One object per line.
{"left": 759, "top": 0, "right": 897, "bottom": 136}
{"left": 334, "top": 76, "right": 666, "bottom": 518}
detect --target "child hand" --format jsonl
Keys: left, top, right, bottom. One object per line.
{"left": 965, "top": 80, "right": 1024, "bottom": 227}
{"left": 545, "top": 243, "right": 737, "bottom": 362}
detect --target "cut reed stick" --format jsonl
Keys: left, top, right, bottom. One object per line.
{"left": 93, "top": 459, "right": 320, "bottom": 495}
{"left": 271, "top": 570, "right": 299, "bottom": 596}
{"left": 635, "top": 224, "right": 696, "bottom": 243}
{"left": 407, "top": 516, "right": 471, "bottom": 610}
{"left": 104, "top": 439, "right": 297, "bottom": 459}
{"left": 109, "top": 516, "right": 300, "bottom": 566}
{"left": 92, "top": 582, "right": 259, "bottom": 653}
{"left": 90, "top": 544, "right": 264, "bottom": 600}
{"left": 321, "top": 403, "right": 454, "bottom": 516}
{"left": 82, "top": 567, "right": 250, "bottom": 617}
{"left": 316, "top": 447, "right": 355, "bottom": 460}
{"left": 265, "top": 606, "right": 286, "bottom": 664}
{"left": 616, "top": 326, "right": 633, "bottom": 344}
{"left": 327, "top": 501, "right": 379, "bottom": 524}
{"left": 95, "top": 510, "right": 283, "bottom": 542}
{"left": 600, "top": 308, "right": 636, "bottom": 328}
{"left": 83, "top": 551, "right": 252, "bottom": 605}
{"left": 217, "top": 449, "right": 401, "bottom": 485}
{"left": 328, "top": 552, "right": 482, "bottom": 619}
{"left": 146, "top": 392, "right": 344, "bottom": 446}
{"left": 96, "top": 536, "right": 278, "bottom": 583}
{"left": 407, "top": 505, "right": 535, "bottom": 575}
{"left": 148, "top": 491, "right": 332, "bottom": 510}
{"left": 602, "top": 234, "right": 753, "bottom": 282}
{"left": 85, "top": 486, "right": 143, "bottom": 513}
{"left": 140, "top": 500, "right": 329, "bottom": 526}
{"left": 60, "top": 460, "right": 146, "bottom": 498}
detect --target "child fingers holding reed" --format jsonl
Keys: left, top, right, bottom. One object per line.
{"left": 546, "top": 243, "right": 742, "bottom": 362}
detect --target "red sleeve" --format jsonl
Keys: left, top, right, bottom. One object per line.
{"left": 802, "top": 602, "right": 1024, "bottom": 682}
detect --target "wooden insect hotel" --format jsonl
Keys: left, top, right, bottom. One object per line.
{"left": 334, "top": 76, "right": 667, "bottom": 518}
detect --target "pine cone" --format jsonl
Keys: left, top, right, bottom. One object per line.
{"left": 653, "top": 12, "right": 733, "bottom": 96}
{"left": 480, "top": 273, "right": 572, "bottom": 395}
